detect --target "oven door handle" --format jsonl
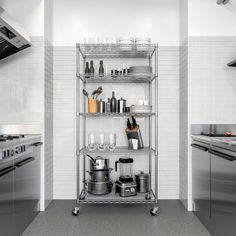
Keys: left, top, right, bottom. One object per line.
{"left": 209, "top": 150, "right": 235, "bottom": 162}
{"left": 191, "top": 144, "right": 208, "bottom": 152}
{"left": 0, "top": 166, "right": 16, "bottom": 177}
{"left": 32, "top": 142, "right": 43, "bottom": 147}
{"left": 15, "top": 157, "right": 35, "bottom": 168}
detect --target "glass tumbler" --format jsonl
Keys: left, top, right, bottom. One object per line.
{"left": 88, "top": 133, "right": 96, "bottom": 151}
{"left": 108, "top": 133, "right": 116, "bottom": 151}
{"left": 98, "top": 133, "right": 106, "bottom": 151}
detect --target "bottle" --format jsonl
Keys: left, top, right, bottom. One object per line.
{"left": 99, "top": 60, "right": 104, "bottom": 77}
{"left": 90, "top": 61, "right": 94, "bottom": 76}
{"left": 85, "top": 62, "right": 90, "bottom": 78}
{"left": 106, "top": 98, "right": 111, "bottom": 113}
{"left": 110, "top": 91, "right": 117, "bottom": 112}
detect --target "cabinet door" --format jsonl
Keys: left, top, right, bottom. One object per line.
{"left": 211, "top": 152, "right": 236, "bottom": 236}
{"left": 13, "top": 154, "right": 40, "bottom": 235}
{"left": 192, "top": 145, "right": 211, "bottom": 226}
{"left": 0, "top": 161, "right": 15, "bottom": 236}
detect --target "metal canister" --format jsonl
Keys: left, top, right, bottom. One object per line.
{"left": 98, "top": 99, "right": 105, "bottom": 113}
{"left": 118, "top": 97, "right": 126, "bottom": 113}
{"left": 135, "top": 171, "right": 150, "bottom": 193}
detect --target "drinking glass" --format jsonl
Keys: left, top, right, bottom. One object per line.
{"left": 98, "top": 133, "right": 107, "bottom": 151}
{"left": 88, "top": 133, "right": 96, "bottom": 151}
{"left": 107, "top": 133, "right": 116, "bottom": 151}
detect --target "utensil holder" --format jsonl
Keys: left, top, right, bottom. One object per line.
{"left": 88, "top": 99, "right": 98, "bottom": 113}
{"left": 126, "top": 126, "right": 144, "bottom": 149}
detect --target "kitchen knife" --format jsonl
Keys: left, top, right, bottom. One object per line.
{"left": 132, "top": 116, "right": 137, "bottom": 129}
{"left": 127, "top": 118, "right": 132, "bottom": 130}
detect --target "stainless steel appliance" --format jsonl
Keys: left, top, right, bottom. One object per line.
{"left": 135, "top": 171, "right": 150, "bottom": 193}
{"left": 191, "top": 141, "right": 211, "bottom": 228}
{"left": 115, "top": 158, "right": 137, "bottom": 197}
{"left": 115, "top": 180, "right": 137, "bottom": 197}
{"left": 210, "top": 147, "right": 236, "bottom": 236}
{"left": 115, "top": 157, "right": 134, "bottom": 180}
{"left": 192, "top": 135, "right": 236, "bottom": 236}
{"left": 0, "top": 7, "right": 31, "bottom": 60}
{"left": 0, "top": 134, "right": 42, "bottom": 236}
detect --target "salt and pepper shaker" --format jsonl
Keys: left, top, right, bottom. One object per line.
{"left": 98, "top": 99, "right": 105, "bottom": 113}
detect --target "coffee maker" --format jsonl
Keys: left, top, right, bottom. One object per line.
{"left": 115, "top": 157, "right": 137, "bottom": 197}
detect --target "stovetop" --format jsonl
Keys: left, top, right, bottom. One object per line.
{"left": 0, "top": 135, "right": 25, "bottom": 142}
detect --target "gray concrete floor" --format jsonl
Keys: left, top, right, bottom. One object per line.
{"left": 22, "top": 200, "right": 211, "bottom": 236}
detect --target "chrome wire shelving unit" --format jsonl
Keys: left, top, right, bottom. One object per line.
{"left": 73, "top": 43, "right": 159, "bottom": 216}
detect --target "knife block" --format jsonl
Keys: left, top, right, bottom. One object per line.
{"left": 126, "top": 126, "right": 144, "bottom": 149}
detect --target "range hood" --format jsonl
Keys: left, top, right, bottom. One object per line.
{"left": 0, "top": 7, "right": 31, "bottom": 60}
{"left": 227, "top": 59, "right": 236, "bottom": 67}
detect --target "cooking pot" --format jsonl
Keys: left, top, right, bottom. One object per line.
{"left": 87, "top": 180, "right": 113, "bottom": 195}
{"left": 86, "top": 168, "right": 113, "bottom": 182}
{"left": 87, "top": 154, "right": 109, "bottom": 171}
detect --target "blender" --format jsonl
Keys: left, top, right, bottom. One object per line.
{"left": 115, "top": 157, "right": 137, "bottom": 197}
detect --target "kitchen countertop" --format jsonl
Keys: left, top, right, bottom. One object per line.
{"left": 0, "top": 134, "right": 42, "bottom": 149}
{"left": 191, "top": 135, "right": 236, "bottom": 151}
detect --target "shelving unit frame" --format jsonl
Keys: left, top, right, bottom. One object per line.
{"left": 73, "top": 43, "right": 159, "bottom": 216}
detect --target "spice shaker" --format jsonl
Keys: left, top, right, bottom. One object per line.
{"left": 98, "top": 99, "right": 105, "bottom": 113}
{"left": 118, "top": 97, "right": 126, "bottom": 113}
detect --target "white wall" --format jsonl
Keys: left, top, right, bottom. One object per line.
{"left": 44, "top": 0, "right": 53, "bottom": 42}
{"left": 0, "top": 0, "right": 44, "bottom": 36}
{"left": 53, "top": 0, "right": 180, "bottom": 46}
{"left": 189, "top": 0, "right": 236, "bottom": 36}
{"left": 179, "top": 0, "right": 188, "bottom": 44}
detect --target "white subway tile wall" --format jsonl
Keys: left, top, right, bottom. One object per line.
{"left": 188, "top": 37, "right": 236, "bottom": 124}
{"left": 53, "top": 46, "right": 180, "bottom": 199}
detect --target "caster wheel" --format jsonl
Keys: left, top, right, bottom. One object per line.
{"left": 145, "top": 193, "right": 151, "bottom": 200}
{"left": 150, "top": 207, "right": 160, "bottom": 216}
{"left": 72, "top": 207, "right": 79, "bottom": 216}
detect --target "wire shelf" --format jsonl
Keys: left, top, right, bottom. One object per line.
{"left": 80, "top": 147, "right": 155, "bottom": 155}
{"left": 79, "top": 189, "right": 156, "bottom": 204}
{"left": 77, "top": 43, "right": 157, "bottom": 59}
{"left": 79, "top": 112, "right": 155, "bottom": 117}
{"left": 78, "top": 74, "right": 156, "bottom": 83}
